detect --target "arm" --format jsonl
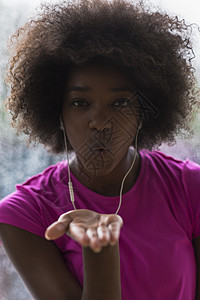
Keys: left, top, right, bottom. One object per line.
{"left": 193, "top": 236, "right": 200, "bottom": 300}
{"left": 0, "top": 210, "right": 122, "bottom": 300}
{"left": 82, "top": 244, "right": 121, "bottom": 300}
{"left": 0, "top": 224, "right": 82, "bottom": 300}
{"left": 45, "top": 209, "right": 123, "bottom": 300}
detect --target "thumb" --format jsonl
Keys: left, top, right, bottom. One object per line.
{"left": 45, "top": 216, "right": 71, "bottom": 240}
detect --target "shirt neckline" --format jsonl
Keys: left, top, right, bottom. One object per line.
{"left": 64, "top": 149, "right": 146, "bottom": 201}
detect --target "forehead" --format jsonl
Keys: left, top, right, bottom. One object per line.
{"left": 66, "top": 62, "right": 134, "bottom": 90}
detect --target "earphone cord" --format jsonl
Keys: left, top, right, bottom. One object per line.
{"left": 62, "top": 124, "right": 76, "bottom": 210}
{"left": 62, "top": 120, "right": 140, "bottom": 214}
{"left": 115, "top": 127, "right": 139, "bottom": 214}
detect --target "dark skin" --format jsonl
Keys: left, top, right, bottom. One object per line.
{"left": 0, "top": 63, "right": 200, "bottom": 299}
{"left": 61, "top": 62, "right": 141, "bottom": 196}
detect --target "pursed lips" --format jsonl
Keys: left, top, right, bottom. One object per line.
{"left": 89, "top": 141, "right": 110, "bottom": 151}
{"left": 87, "top": 141, "right": 111, "bottom": 157}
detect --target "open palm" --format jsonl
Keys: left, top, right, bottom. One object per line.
{"left": 45, "top": 209, "right": 123, "bottom": 252}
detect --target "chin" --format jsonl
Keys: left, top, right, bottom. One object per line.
{"left": 82, "top": 161, "right": 116, "bottom": 177}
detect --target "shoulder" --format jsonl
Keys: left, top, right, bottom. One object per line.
{"left": 5, "top": 160, "right": 69, "bottom": 203}
{"left": 0, "top": 159, "right": 69, "bottom": 210}
{"left": 140, "top": 149, "right": 200, "bottom": 193}
{"left": 140, "top": 149, "right": 192, "bottom": 178}
{"left": 140, "top": 149, "right": 187, "bottom": 166}
{"left": 141, "top": 149, "right": 200, "bottom": 171}
{"left": 0, "top": 160, "right": 71, "bottom": 237}
{"left": 19, "top": 160, "right": 69, "bottom": 189}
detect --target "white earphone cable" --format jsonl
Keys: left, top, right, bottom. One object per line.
{"left": 61, "top": 118, "right": 76, "bottom": 210}
{"left": 115, "top": 125, "right": 140, "bottom": 214}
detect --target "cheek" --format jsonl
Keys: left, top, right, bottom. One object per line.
{"left": 117, "top": 103, "right": 139, "bottom": 129}
{"left": 113, "top": 113, "right": 138, "bottom": 139}
{"left": 64, "top": 117, "right": 89, "bottom": 150}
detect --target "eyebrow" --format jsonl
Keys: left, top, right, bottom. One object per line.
{"left": 67, "top": 86, "right": 134, "bottom": 93}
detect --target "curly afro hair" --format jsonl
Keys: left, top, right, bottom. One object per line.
{"left": 5, "top": 0, "right": 199, "bottom": 153}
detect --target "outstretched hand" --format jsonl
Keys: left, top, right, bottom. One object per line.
{"left": 45, "top": 209, "right": 123, "bottom": 252}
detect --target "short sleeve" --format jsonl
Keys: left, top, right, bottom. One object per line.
{"left": 182, "top": 159, "right": 200, "bottom": 239}
{"left": 0, "top": 184, "right": 46, "bottom": 238}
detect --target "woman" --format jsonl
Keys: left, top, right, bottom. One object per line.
{"left": 0, "top": 0, "right": 200, "bottom": 299}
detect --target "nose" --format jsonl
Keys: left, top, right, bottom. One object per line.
{"left": 88, "top": 109, "right": 112, "bottom": 132}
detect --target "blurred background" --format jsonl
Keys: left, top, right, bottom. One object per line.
{"left": 0, "top": 0, "right": 200, "bottom": 299}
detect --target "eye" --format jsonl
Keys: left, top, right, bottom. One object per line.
{"left": 112, "top": 98, "right": 131, "bottom": 107}
{"left": 71, "top": 98, "right": 88, "bottom": 107}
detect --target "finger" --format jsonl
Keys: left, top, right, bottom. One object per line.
{"left": 68, "top": 223, "right": 89, "bottom": 247}
{"left": 97, "top": 224, "right": 110, "bottom": 245}
{"left": 86, "top": 228, "right": 101, "bottom": 253}
{"left": 45, "top": 218, "right": 71, "bottom": 240}
{"left": 104, "top": 214, "right": 123, "bottom": 228}
{"left": 108, "top": 221, "right": 121, "bottom": 246}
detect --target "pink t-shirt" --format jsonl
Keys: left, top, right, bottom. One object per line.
{"left": 1, "top": 150, "right": 200, "bottom": 299}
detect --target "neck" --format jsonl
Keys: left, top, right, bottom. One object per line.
{"left": 69, "top": 148, "right": 141, "bottom": 197}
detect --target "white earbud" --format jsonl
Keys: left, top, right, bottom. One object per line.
{"left": 59, "top": 115, "right": 65, "bottom": 131}
{"left": 139, "top": 122, "right": 142, "bottom": 130}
